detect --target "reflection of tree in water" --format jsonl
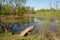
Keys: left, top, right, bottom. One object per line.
{"left": 1, "top": 17, "right": 59, "bottom": 35}
{"left": 19, "top": 17, "right": 29, "bottom": 24}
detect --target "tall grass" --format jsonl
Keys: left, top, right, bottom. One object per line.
{"left": 0, "top": 21, "right": 60, "bottom": 40}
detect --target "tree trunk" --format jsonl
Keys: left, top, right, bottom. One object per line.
{"left": 20, "top": 26, "right": 35, "bottom": 37}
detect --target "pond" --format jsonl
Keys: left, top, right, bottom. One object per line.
{"left": 10, "top": 17, "right": 60, "bottom": 34}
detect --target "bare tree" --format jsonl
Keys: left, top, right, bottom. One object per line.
{"left": 55, "top": 0, "right": 58, "bottom": 9}
{"left": 49, "top": 1, "right": 52, "bottom": 9}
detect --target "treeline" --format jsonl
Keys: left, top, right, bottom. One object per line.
{"left": 36, "top": 8, "right": 60, "bottom": 12}
{"left": 0, "top": 0, "right": 35, "bottom": 16}
{"left": 0, "top": 5, "right": 35, "bottom": 16}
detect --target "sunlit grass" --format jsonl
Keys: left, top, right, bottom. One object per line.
{"left": 0, "top": 32, "right": 12, "bottom": 40}
{"left": 27, "top": 11, "right": 60, "bottom": 17}
{"left": 0, "top": 33, "right": 55, "bottom": 40}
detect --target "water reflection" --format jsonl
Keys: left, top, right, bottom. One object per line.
{"left": 10, "top": 17, "right": 60, "bottom": 34}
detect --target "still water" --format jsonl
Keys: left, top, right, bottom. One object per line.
{"left": 10, "top": 17, "right": 60, "bottom": 34}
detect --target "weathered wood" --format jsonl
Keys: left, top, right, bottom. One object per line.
{"left": 20, "top": 26, "right": 35, "bottom": 37}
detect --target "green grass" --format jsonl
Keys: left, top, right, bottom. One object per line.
{"left": 0, "top": 32, "right": 55, "bottom": 40}
{"left": 18, "top": 35, "right": 55, "bottom": 40}
{"left": 27, "top": 11, "right": 60, "bottom": 17}
{"left": 0, "top": 32, "right": 12, "bottom": 40}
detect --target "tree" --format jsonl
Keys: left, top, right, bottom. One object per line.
{"left": 15, "top": 6, "right": 22, "bottom": 16}
{"left": 30, "top": 7, "right": 35, "bottom": 14}
{"left": 25, "top": 6, "right": 30, "bottom": 14}
{"left": 49, "top": 1, "right": 53, "bottom": 9}
{"left": 0, "top": 0, "right": 27, "bottom": 16}
{"left": 0, "top": 0, "right": 27, "bottom": 7}
{"left": 55, "top": 0, "right": 58, "bottom": 9}
{"left": 15, "top": 6, "right": 28, "bottom": 16}
{"left": 1, "top": 5, "right": 14, "bottom": 15}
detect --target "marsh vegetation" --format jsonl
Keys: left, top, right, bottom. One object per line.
{"left": 0, "top": 0, "right": 60, "bottom": 40}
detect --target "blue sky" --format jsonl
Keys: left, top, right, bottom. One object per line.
{"left": 25, "top": 0, "right": 60, "bottom": 10}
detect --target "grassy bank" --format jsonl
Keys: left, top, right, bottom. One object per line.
{"left": 27, "top": 10, "right": 60, "bottom": 17}
{"left": 0, "top": 28, "right": 60, "bottom": 40}
{"left": 0, "top": 15, "right": 29, "bottom": 23}
{"left": 0, "top": 32, "right": 55, "bottom": 40}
